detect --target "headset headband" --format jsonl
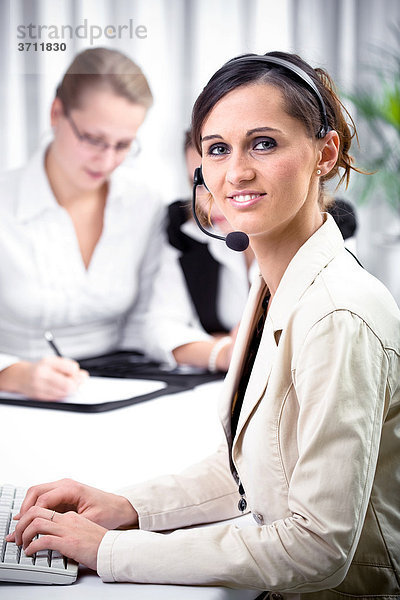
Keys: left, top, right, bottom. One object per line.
{"left": 229, "top": 55, "right": 331, "bottom": 139}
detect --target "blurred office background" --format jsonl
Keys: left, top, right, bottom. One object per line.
{"left": 1, "top": 0, "right": 399, "bottom": 301}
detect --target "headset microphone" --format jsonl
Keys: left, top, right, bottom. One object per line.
{"left": 192, "top": 166, "right": 249, "bottom": 252}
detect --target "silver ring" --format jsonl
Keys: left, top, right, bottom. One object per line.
{"left": 49, "top": 510, "right": 56, "bottom": 522}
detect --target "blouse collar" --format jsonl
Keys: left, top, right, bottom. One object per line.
{"left": 16, "top": 143, "right": 126, "bottom": 222}
{"left": 16, "top": 145, "right": 56, "bottom": 222}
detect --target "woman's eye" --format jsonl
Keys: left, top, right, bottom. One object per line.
{"left": 84, "top": 135, "right": 105, "bottom": 148}
{"left": 208, "top": 144, "right": 229, "bottom": 156}
{"left": 115, "top": 142, "right": 131, "bottom": 152}
{"left": 253, "top": 138, "right": 277, "bottom": 151}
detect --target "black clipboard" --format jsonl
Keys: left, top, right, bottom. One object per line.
{"left": 0, "top": 351, "right": 224, "bottom": 413}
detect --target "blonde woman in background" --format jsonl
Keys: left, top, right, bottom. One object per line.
{"left": 0, "top": 47, "right": 163, "bottom": 400}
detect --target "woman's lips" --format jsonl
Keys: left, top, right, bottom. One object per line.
{"left": 228, "top": 192, "right": 266, "bottom": 208}
{"left": 85, "top": 169, "right": 106, "bottom": 180}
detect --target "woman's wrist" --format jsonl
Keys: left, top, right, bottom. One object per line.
{"left": 0, "top": 361, "right": 30, "bottom": 393}
{"left": 208, "top": 336, "right": 232, "bottom": 372}
{"left": 116, "top": 495, "right": 139, "bottom": 529}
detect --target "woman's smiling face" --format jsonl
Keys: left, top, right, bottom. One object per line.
{"left": 200, "top": 83, "right": 322, "bottom": 243}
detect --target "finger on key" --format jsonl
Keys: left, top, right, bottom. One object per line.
{"left": 12, "top": 507, "right": 56, "bottom": 546}
{"left": 22, "top": 516, "right": 60, "bottom": 551}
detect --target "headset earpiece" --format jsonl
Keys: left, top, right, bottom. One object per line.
{"left": 193, "top": 166, "right": 204, "bottom": 186}
{"left": 193, "top": 166, "right": 210, "bottom": 192}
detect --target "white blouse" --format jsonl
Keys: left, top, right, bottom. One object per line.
{"left": 144, "top": 218, "right": 258, "bottom": 367}
{"left": 0, "top": 146, "right": 164, "bottom": 371}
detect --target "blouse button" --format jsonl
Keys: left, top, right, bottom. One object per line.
{"left": 253, "top": 512, "right": 264, "bottom": 524}
{"left": 270, "top": 594, "right": 283, "bottom": 600}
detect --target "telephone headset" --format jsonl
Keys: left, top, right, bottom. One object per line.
{"left": 192, "top": 54, "right": 332, "bottom": 252}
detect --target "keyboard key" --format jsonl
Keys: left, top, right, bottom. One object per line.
{"left": 20, "top": 550, "right": 35, "bottom": 565}
{"left": 35, "top": 551, "right": 51, "bottom": 567}
{"left": 50, "top": 550, "right": 66, "bottom": 570}
{"left": 35, "top": 536, "right": 50, "bottom": 566}
{"left": 4, "top": 541, "right": 20, "bottom": 563}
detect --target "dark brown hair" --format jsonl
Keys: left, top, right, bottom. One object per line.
{"left": 192, "top": 51, "right": 363, "bottom": 208}
{"left": 184, "top": 129, "right": 194, "bottom": 153}
{"left": 56, "top": 47, "right": 153, "bottom": 113}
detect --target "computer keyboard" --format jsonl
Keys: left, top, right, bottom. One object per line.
{"left": 0, "top": 484, "right": 78, "bottom": 585}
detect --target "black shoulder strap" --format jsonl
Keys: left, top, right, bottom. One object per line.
{"left": 166, "top": 200, "right": 229, "bottom": 334}
{"left": 167, "top": 200, "right": 192, "bottom": 251}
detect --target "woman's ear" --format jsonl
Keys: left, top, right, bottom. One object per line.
{"left": 50, "top": 97, "right": 64, "bottom": 128}
{"left": 317, "top": 130, "right": 340, "bottom": 176}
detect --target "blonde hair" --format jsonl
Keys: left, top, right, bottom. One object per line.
{"left": 56, "top": 47, "right": 153, "bottom": 113}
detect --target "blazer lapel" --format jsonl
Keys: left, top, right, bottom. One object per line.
{"left": 218, "top": 273, "right": 267, "bottom": 445}
{"left": 233, "top": 316, "right": 277, "bottom": 444}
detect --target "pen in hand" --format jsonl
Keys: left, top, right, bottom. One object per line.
{"left": 44, "top": 330, "right": 63, "bottom": 357}
{"left": 43, "top": 331, "right": 89, "bottom": 396}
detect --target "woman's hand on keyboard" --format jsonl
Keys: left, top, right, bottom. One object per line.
{"left": 8, "top": 505, "right": 107, "bottom": 571}
{"left": 0, "top": 357, "right": 88, "bottom": 400}
{"left": 14, "top": 478, "right": 139, "bottom": 530}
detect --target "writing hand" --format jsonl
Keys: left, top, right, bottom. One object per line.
{"left": 0, "top": 357, "right": 88, "bottom": 400}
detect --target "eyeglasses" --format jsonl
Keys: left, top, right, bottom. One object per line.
{"left": 66, "top": 114, "right": 140, "bottom": 157}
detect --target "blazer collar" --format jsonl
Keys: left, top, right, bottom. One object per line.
{"left": 268, "top": 213, "right": 345, "bottom": 333}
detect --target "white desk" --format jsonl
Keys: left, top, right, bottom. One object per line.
{"left": 0, "top": 380, "right": 261, "bottom": 600}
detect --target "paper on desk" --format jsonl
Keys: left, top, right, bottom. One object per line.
{"left": 0, "top": 376, "right": 167, "bottom": 405}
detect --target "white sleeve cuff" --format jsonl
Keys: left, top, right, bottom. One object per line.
{"left": 0, "top": 354, "right": 20, "bottom": 373}
{"left": 97, "top": 530, "right": 123, "bottom": 582}
{"left": 144, "top": 329, "right": 213, "bottom": 369}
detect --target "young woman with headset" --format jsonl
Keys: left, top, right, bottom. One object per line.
{"left": 8, "top": 51, "right": 400, "bottom": 598}
{"left": 0, "top": 47, "right": 163, "bottom": 401}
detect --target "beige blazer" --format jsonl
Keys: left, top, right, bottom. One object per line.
{"left": 98, "top": 215, "right": 400, "bottom": 600}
